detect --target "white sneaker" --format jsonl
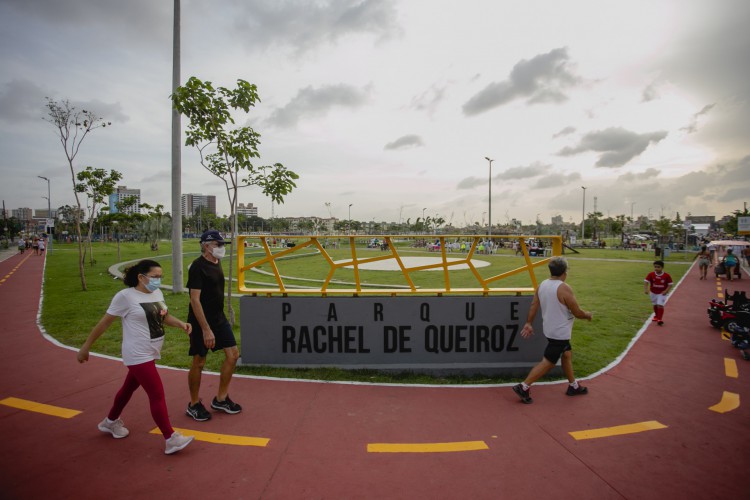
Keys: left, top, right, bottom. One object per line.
{"left": 98, "top": 417, "right": 129, "bottom": 439}
{"left": 165, "top": 431, "right": 194, "bottom": 455}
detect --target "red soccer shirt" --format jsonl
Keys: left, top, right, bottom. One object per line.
{"left": 645, "top": 271, "right": 673, "bottom": 294}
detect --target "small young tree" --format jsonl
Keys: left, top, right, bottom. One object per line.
{"left": 44, "top": 99, "right": 111, "bottom": 290}
{"left": 76, "top": 166, "right": 122, "bottom": 265}
{"left": 140, "top": 203, "right": 170, "bottom": 251}
{"left": 172, "top": 77, "right": 299, "bottom": 324}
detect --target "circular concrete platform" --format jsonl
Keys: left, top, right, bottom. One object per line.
{"left": 334, "top": 256, "right": 491, "bottom": 271}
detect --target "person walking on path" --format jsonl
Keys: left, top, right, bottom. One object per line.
{"left": 37, "top": 238, "right": 45, "bottom": 255}
{"left": 77, "top": 259, "right": 195, "bottom": 455}
{"left": 512, "top": 257, "right": 593, "bottom": 404}
{"left": 707, "top": 242, "right": 717, "bottom": 264}
{"left": 695, "top": 245, "right": 711, "bottom": 280}
{"left": 722, "top": 248, "right": 739, "bottom": 282}
{"left": 185, "top": 230, "right": 242, "bottom": 422}
{"left": 644, "top": 260, "right": 673, "bottom": 326}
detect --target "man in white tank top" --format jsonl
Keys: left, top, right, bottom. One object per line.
{"left": 512, "top": 257, "right": 593, "bottom": 404}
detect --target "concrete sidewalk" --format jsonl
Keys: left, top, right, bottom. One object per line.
{"left": 0, "top": 250, "right": 748, "bottom": 499}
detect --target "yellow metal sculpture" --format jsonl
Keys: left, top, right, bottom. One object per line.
{"left": 237, "top": 235, "right": 561, "bottom": 297}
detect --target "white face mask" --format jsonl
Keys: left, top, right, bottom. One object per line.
{"left": 211, "top": 246, "right": 226, "bottom": 259}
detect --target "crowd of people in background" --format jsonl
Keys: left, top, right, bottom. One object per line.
{"left": 16, "top": 235, "right": 47, "bottom": 255}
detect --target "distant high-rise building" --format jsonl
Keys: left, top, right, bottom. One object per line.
{"left": 109, "top": 186, "right": 141, "bottom": 214}
{"left": 12, "top": 207, "right": 33, "bottom": 221}
{"left": 181, "top": 193, "right": 216, "bottom": 216}
{"left": 237, "top": 203, "right": 258, "bottom": 217}
{"left": 34, "top": 208, "right": 58, "bottom": 219}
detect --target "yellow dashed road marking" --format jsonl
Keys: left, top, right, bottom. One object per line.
{"left": 367, "top": 441, "right": 489, "bottom": 453}
{"left": 0, "top": 254, "right": 32, "bottom": 285}
{"left": 151, "top": 427, "right": 270, "bottom": 447}
{"left": 0, "top": 397, "right": 82, "bottom": 419}
{"left": 569, "top": 420, "right": 667, "bottom": 441}
{"left": 708, "top": 392, "right": 740, "bottom": 413}
{"left": 724, "top": 358, "right": 738, "bottom": 378}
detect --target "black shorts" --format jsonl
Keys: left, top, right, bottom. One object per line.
{"left": 188, "top": 320, "right": 237, "bottom": 357}
{"left": 544, "top": 338, "right": 572, "bottom": 364}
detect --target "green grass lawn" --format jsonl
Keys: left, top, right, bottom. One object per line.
{"left": 40, "top": 239, "right": 690, "bottom": 384}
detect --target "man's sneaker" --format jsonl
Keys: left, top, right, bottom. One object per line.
{"left": 657, "top": 320, "right": 664, "bottom": 326}
{"left": 512, "top": 384, "right": 533, "bottom": 404}
{"left": 211, "top": 395, "right": 242, "bottom": 414}
{"left": 165, "top": 431, "right": 194, "bottom": 455}
{"left": 651, "top": 317, "right": 659, "bottom": 322}
{"left": 566, "top": 385, "right": 589, "bottom": 396}
{"left": 186, "top": 401, "right": 211, "bottom": 421}
{"left": 98, "top": 417, "right": 129, "bottom": 439}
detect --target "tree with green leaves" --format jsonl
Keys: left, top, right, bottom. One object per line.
{"left": 654, "top": 216, "right": 674, "bottom": 244}
{"left": 586, "top": 211, "right": 603, "bottom": 240}
{"left": 1, "top": 216, "right": 23, "bottom": 242}
{"left": 44, "top": 99, "right": 111, "bottom": 290}
{"left": 297, "top": 220, "right": 315, "bottom": 234}
{"left": 172, "top": 77, "right": 299, "bottom": 324}
{"left": 333, "top": 220, "right": 348, "bottom": 233}
{"left": 140, "top": 203, "right": 170, "bottom": 251}
{"left": 76, "top": 166, "right": 122, "bottom": 265}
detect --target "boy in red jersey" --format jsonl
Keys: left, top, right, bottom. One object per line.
{"left": 644, "top": 260, "right": 673, "bottom": 326}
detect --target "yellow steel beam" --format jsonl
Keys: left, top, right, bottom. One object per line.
{"left": 237, "top": 234, "right": 561, "bottom": 296}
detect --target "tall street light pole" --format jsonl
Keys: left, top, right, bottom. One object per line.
{"left": 581, "top": 186, "right": 587, "bottom": 241}
{"left": 348, "top": 203, "right": 353, "bottom": 234}
{"left": 170, "top": 0, "right": 184, "bottom": 293}
{"left": 38, "top": 176, "right": 51, "bottom": 234}
{"left": 484, "top": 157, "right": 494, "bottom": 237}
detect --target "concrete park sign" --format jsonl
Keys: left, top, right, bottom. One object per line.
{"left": 240, "top": 296, "right": 547, "bottom": 376}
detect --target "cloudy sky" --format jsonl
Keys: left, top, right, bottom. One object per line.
{"left": 1, "top": 0, "right": 749, "bottom": 228}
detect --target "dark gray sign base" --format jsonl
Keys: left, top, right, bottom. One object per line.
{"left": 238, "top": 360, "right": 562, "bottom": 378}
{"left": 240, "top": 296, "right": 553, "bottom": 377}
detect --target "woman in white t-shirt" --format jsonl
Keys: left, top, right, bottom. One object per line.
{"left": 78, "top": 259, "right": 195, "bottom": 455}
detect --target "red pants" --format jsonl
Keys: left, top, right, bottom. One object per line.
{"left": 108, "top": 360, "right": 174, "bottom": 438}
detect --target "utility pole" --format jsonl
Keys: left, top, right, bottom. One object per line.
{"left": 171, "top": 0, "right": 184, "bottom": 292}
{"left": 581, "top": 186, "right": 587, "bottom": 241}
{"left": 484, "top": 157, "right": 494, "bottom": 237}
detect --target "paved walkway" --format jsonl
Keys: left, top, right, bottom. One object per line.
{"left": 0, "top": 248, "right": 748, "bottom": 499}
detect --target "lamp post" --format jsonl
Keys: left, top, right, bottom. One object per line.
{"left": 113, "top": 221, "right": 120, "bottom": 261}
{"left": 348, "top": 203, "right": 353, "bottom": 235}
{"left": 581, "top": 186, "right": 587, "bottom": 241}
{"left": 38, "top": 176, "right": 51, "bottom": 234}
{"left": 484, "top": 157, "right": 494, "bottom": 236}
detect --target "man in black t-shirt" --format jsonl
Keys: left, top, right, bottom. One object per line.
{"left": 185, "top": 230, "right": 242, "bottom": 422}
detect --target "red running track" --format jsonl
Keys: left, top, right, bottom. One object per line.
{"left": 0, "top": 249, "right": 748, "bottom": 499}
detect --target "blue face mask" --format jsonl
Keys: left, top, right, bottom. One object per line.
{"left": 144, "top": 277, "right": 161, "bottom": 292}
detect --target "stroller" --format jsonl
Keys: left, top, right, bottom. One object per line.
{"left": 714, "top": 261, "right": 742, "bottom": 280}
